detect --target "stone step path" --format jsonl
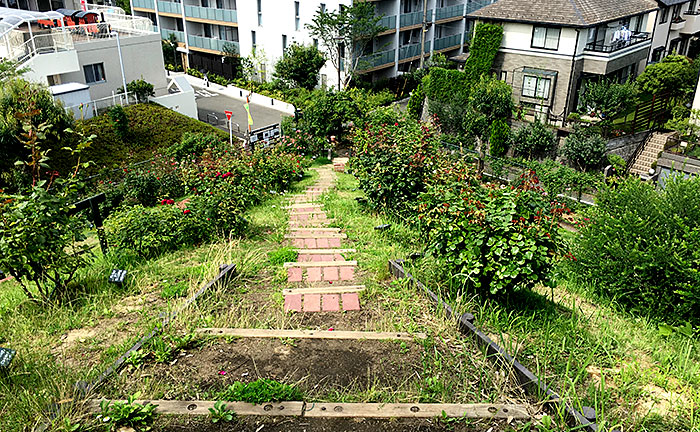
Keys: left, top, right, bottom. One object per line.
{"left": 284, "top": 162, "right": 360, "bottom": 313}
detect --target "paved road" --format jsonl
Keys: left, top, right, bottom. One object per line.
{"left": 193, "top": 87, "right": 290, "bottom": 138}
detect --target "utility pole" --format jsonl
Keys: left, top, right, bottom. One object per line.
{"left": 419, "top": 0, "right": 428, "bottom": 69}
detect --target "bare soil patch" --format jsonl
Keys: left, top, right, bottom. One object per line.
{"left": 102, "top": 338, "right": 424, "bottom": 400}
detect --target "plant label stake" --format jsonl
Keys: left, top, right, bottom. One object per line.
{"left": 109, "top": 269, "right": 127, "bottom": 285}
{"left": 224, "top": 110, "right": 233, "bottom": 149}
{"left": 0, "top": 347, "right": 16, "bottom": 368}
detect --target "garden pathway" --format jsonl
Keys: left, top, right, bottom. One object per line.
{"left": 284, "top": 159, "right": 361, "bottom": 313}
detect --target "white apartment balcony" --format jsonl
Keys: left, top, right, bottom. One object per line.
{"left": 670, "top": 18, "right": 686, "bottom": 32}
{"left": 681, "top": 11, "right": 700, "bottom": 35}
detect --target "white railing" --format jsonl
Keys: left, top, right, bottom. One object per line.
{"left": 0, "top": 31, "right": 74, "bottom": 65}
{"left": 86, "top": 3, "right": 126, "bottom": 14}
{"left": 64, "top": 91, "right": 139, "bottom": 119}
{"left": 103, "top": 13, "right": 157, "bottom": 33}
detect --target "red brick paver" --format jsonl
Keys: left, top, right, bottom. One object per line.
{"left": 307, "top": 267, "right": 323, "bottom": 282}
{"left": 341, "top": 293, "right": 360, "bottom": 311}
{"left": 284, "top": 294, "right": 302, "bottom": 312}
{"left": 322, "top": 294, "right": 340, "bottom": 312}
{"left": 339, "top": 267, "right": 355, "bottom": 281}
{"left": 323, "top": 267, "right": 339, "bottom": 281}
{"left": 303, "top": 294, "right": 321, "bottom": 312}
{"left": 287, "top": 267, "right": 302, "bottom": 283}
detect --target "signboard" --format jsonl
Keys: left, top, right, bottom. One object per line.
{"left": 224, "top": 110, "right": 233, "bottom": 121}
{"left": 109, "top": 269, "right": 127, "bottom": 285}
{"left": 243, "top": 103, "right": 254, "bottom": 126}
{"left": 249, "top": 124, "right": 281, "bottom": 147}
{"left": 0, "top": 347, "right": 16, "bottom": 368}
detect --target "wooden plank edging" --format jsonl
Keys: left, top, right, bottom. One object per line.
{"left": 283, "top": 261, "right": 357, "bottom": 268}
{"left": 87, "top": 400, "right": 530, "bottom": 420}
{"left": 195, "top": 328, "right": 427, "bottom": 341}
{"left": 283, "top": 285, "right": 365, "bottom": 295}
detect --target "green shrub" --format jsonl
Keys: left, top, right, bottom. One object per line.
{"left": 607, "top": 153, "right": 626, "bottom": 173}
{"left": 513, "top": 120, "right": 557, "bottom": 159}
{"left": 187, "top": 68, "right": 204, "bottom": 79}
{"left": 570, "top": 176, "right": 700, "bottom": 325}
{"left": 425, "top": 68, "right": 470, "bottom": 134}
{"left": 407, "top": 82, "right": 425, "bottom": 120}
{"left": 562, "top": 127, "right": 607, "bottom": 172}
{"left": 217, "top": 379, "right": 303, "bottom": 404}
{"left": 488, "top": 119, "right": 511, "bottom": 157}
{"left": 108, "top": 105, "right": 130, "bottom": 140}
{"left": 161, "top": 281, "right": 188, "bottom": 299}
{"left": 349, "top": 114, "right": 441, "bottom": 217}
{"left": 577, "top": 79, "right": 638, "bottom": 119}
{"left": 522, "top": 159, "right": 603, "bottom": 200}
{"left": 167, "top": 132, "right": 229, "bottom": 162}
{"left": 420, "top": 168, "right": 566, "bottom": 296}
{"left": 104, "top": 204, "right": 212, "bottom": 258}
{"left": 366, "top": 105, "right": 401, "bottom": 126}
{"left": 469, "top": 75, "right": 514, "bottom": 123}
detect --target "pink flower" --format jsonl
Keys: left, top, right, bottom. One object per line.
{"left": 218, "top": 370, "right": 226, "bottom": 375}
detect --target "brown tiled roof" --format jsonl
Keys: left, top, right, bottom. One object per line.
{"left": 468, "top": 0, "right": 659, "bottom": 27}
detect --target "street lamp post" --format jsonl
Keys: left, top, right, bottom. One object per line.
{"left": 334, "top": 36, "right": 343, "bottom": 91}
{"left": 111, "top": 31, "right": 128, "bottom": 103}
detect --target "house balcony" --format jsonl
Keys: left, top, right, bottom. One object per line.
{"left": 188, "top": 34, "right": 238, "bottom": 53}
{"left": 161, "top": 28, "right": 185, "bottom": 43}
{"left": 465, "top": 0, "right": 498, "bottom": 14}
{"left": 670, "top": 18, "right": 686, "bottom": 32}
{"left": 358, "top": 48, "right": 396, "bottom": 72}
{"left": 400, "top": 10, "right": 431, "bottom": 29}
{"left": 377, "top": 14, "right": 396, "bottom": 34}
{"left": 584, "top": 32, "right": 651, "bottom": 54}
{"left": 132, "top": 0, "right": 155, "bottom": 11}
{"left": 184, "top": 5, "right": 237, "bottom": 25}
{"left": 680, "top": 12, "right": 700, "bottom": 34}
{"left": 435, "top": 4, "right": 464, "bottom": 23}
{"left": 434, "top": 33, "right": 462, "bottom": 51}
{"left": 157, "top": 0, "right": 182, "bottom": 16}
{"left": 398, "top": 42, "right": 430, "bottom": 61}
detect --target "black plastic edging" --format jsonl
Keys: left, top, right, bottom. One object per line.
{"left": 388, "top": 259, "right": 599, "bottom": 432}
{"left": 77, "top": 263, "right": 237, "bottom": 394}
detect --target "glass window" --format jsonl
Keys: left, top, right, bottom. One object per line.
{"left": 689, "top": 0, "right": 698, "bottom": 13}
{"left": 294, "top": 1, "right": 300, "bottom": 30}
{"left": 83, "top": 63, "right": 105, "bottom": 84}
{"left": 672, "top": 4, "right": 682, "bottom": 19}
{"left": 257, "top": 0, "right": 262, "bottom": 25}
{"left": 660, "top": 7, "right": 669, "bottom": 23}
{"left": 532, "top": 27, "right": 560, "bottom": 50}
{"left": 251, "top": 30, "right": 256, "bottom": 52}
{"left": 651, "top": 46, "right": 665, "bottom": 62}
{"left": 522, "top": 75, "right": 551, "bottom": 99}
{"left": 282, "top": 34, "right": 287, "bottom": 51}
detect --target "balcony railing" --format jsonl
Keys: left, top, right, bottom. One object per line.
{"left": 399, "top": 43, "right": 430, "bottom": 60}
{"left": 359, "top": 48, "right": 395, "bottom": 70}
{"left": 584, "top": 32, "right": 651, "bottom": 53}
{"left": 400, "top": 9, "right": 431, "bottom": 28}
{"left": 466, "top": 0, "right": 498, "bottom": 14}
{"left": 188, "top": 34, "right": 238, "bottom": 53}
{"left": 157, "top": 0, "right": 182, "bottom": 14}
{"left": 161, "top": 28, "right": 185, "bottom": 43}
{"left": 377, "top": 14, "right": 396, "bottom": 31}
{"left": 434, "top": 33, "right": 462, "bottom": 50}
{"left": 132, "top": 0, "right": 155, "bottom": 9}
{"left": 184, "top": 5, "right": 237, "bottom": 23}
{"left": 435, "top": 4, "right": 464, "bottom": 21}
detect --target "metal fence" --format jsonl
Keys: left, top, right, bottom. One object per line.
{"left": 64, "top": 92, "right": 138, "bottom": 119}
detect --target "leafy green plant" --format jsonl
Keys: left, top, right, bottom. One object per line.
{"left": 513, "top": 119, "right": 557, "bottom": 160}
{"left": 216, "top": 379, "right": 303, "bottom": 404}
{"left": 108, "top": 106, "right": 130, "bottom": 140}
{"left": 99, "top": 394, "right": 157, "bottom": 431}
{"left": 268, "top": 247, "right": 298, "bottom": 265}
{"left": 463, "top": 23, "right": 503, "bottom": 83}
{"left": 273, "top": 43, "right": 326, "bottom": 90}
{"left": 561, "top": 127, "right": 607, "bottom": 172}
{"left": 488, "top": 119, "right": 511, "bottom": 157}
{"left": 121, "top": 78, "right": 155, "bottom": 103}
{"left": 161, "top": 281, "right": 188, "bottom": 299}
{"left": 636, "top": 55, "right": 699, "bottom": 99}
{"left": 124, "top": 349, "right": 147, "bottom": 368}
{"left": 407, "top": 82, "right": 425, "bottom": 120}
{"left": 577, "top": 78, "right": 638, "bottom": 119}
{"left": 209, "top": 401, "right": 236, "bottom": 424}
{"left": 570, "top": 175, "right": 700, "bottom": 325}
{"left": 167, "top": 132, "right": 228, "bottom": 162}
{"left": 419, "top": 167, "right": 566, "bottom": 296}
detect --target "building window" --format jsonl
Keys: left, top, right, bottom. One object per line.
{"left": 204, "top": 23, "right": 212, "bottom": 38}
{"left": 294, "top": 1, "right": 300, "bottom": 30}
{"left": 522, "top": 75, "right": 551, "bottom": 99}
{"left": 257, "top": 0, "right": 262, "bottom": 26}
{"left": 251, "top": 30, "right": 256, "bottom": 52}
{"left": 660, "top": 7, "right": 669, "bottom": 23}
{"left": 672, "top": 4, "right": 682, "bottom": 20}
{"left": 320, "top": 3, "right": 325, "bottom": 13}
{"left": 651, "top": 46, "right": 665, "bottom": 62}
{"left": 689, "top": 0, "right": 698, "bottom": 13}
{"left": 83, "top": 63, "right": 105, "bottom": 84}
{"left": 500, "top": 71, "right": 507, "bottom": 81}
{"left": 282, "top": 34, "right": 287, "bottom": 51}
{"left": 313, "top": 38, "right": 318, "bottom": 48}
{"left": 670, "top": 37, "right": 681, "bottom": 54}
{"left": 531, "top": 26, "right": 560, "bottom": 50}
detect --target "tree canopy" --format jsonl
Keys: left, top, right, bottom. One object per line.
{"left": 274, "top": 44, "right": 326, "bottom": 90}
{"left": 306, "top": 2, "right": 386, "bottom": 89}
{"left": 636, "top": 55, "right": 699, "bottom": 98}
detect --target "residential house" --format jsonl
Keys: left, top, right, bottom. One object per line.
{"left": 468, "top": 0, "right": 659, "bottom": 122}
{"left": 130, "top": 0, "right": 498, "bottom": 88}
{"left": 649, "top": 0, "right": 700, "bottom": 61}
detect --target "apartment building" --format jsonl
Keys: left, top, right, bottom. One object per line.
{"left": 649, "top": 0, "right": 700, "bottom": 61}
{"left": 469, "top": 0, "right": 659, "bottom": 122}
{"left": 130, "top": 0, "right": 497, "bottom": 88}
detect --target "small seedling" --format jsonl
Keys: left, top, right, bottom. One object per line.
{"left": 216, "top": 378, "right": 303, "bottom": 404}
{"left": 209, "top": 400, "right": 235, "bottom": 424}
{"left": 124, "top": 349, "right": 147, "bottom": 368}
{"left": 268, "top": 247, "right": 298, "bottom": 265}
{"left": 99, "top": 393, "right": 157, "bottom": 431}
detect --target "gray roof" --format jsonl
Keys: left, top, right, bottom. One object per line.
{"left": 468, "top": 0, "right": 659, "bottom": 27}
{"left": 657, "top": 0, "right": 688, "bottom": 6}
